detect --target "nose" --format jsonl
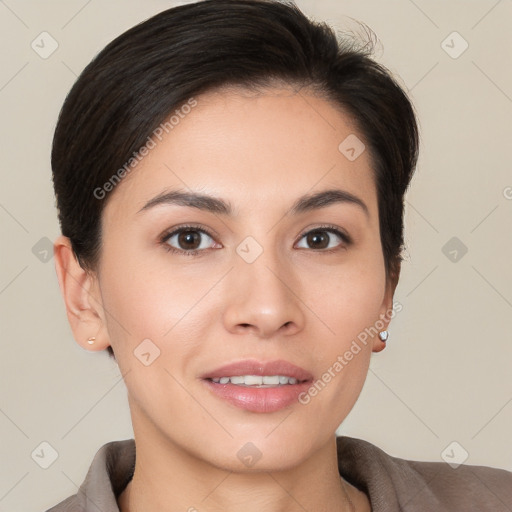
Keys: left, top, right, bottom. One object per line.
{"left": 222, "top": 245, "right": 305, "bottom": 339}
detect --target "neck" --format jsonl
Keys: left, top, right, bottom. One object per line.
{"left": 117, "top": 428, "right": 369, "bottom": 512}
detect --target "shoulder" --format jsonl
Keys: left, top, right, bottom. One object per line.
{"left": 336, "top": 436, "right": 512, "bottom": 511}
{"left": 44, "top": 439, "right": 135, "bottom": 512}
{"left": 45, "top": 495, "right": 77, "bottom": 512}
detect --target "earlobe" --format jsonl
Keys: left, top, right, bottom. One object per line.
{"left": 372, "top": 265, "right": 400, "bottom": 353}
{"left": 53, "top": 235, "right": 109, "bottom": 352}
{"left": 372, "top": 330, "right": 388, "bottom": 353}
{"left": 371, "top": 307, "right": 391, "bottom": 353}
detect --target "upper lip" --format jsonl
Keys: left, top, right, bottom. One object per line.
{"left": 201, "top": 359, "right": 314, "bottom": 382}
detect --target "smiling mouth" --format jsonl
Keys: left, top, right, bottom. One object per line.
{"left": 207, "top": 375, "right": 309, "bottom": 386}
{"left": 202, "top": 374, "right": 312, "bottom": 413}
{"left": 200, "top": 359, "right": 314, "bottom": 412}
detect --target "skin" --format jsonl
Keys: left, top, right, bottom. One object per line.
{"left": 54, "top": 85, "right": 399, "bottom": 512}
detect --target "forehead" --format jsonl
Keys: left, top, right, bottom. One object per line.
{"left": 103, "top": 86, "right": 377, "bottom": 223}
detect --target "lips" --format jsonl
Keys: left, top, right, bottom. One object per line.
{"left": 200, "top": 359, "right": 314, "bottom": 413}
{"left": 201, "top": 359, "right": 314, "bottom": 382}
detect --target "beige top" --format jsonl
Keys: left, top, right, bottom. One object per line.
{"left": 45, "top": 436, "right": 512, "bottom": 511}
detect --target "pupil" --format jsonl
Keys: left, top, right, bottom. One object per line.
{"left": 308, "top": 231, "right": 327, "bottom": 249}
{"left": 180, "top": 231, "right": 199, "bottom": 249}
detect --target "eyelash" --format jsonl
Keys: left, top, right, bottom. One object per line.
{"left": 159, "top": 223, "right": 352, "bottom": 257}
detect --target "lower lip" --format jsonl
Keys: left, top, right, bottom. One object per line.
{"left": 202, "top": 379, "right": 311, "bottom": 413}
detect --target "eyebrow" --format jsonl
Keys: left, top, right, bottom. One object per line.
{"left": 137, "top": 188, "right": 369, "bottom": 218}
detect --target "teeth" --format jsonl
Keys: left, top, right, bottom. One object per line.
{"left": 210, "top": 375, "right": 300, "bottom": 386}
{"left": 245, "top": 375, "right": 263, "bottom": 385}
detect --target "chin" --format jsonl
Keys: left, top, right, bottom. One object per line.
{"left": 186, "top": 429, "right": 319, "bottom": 474}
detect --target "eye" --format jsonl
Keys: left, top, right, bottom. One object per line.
{"left": 160, "top": 223, "right": 351, "bottom": 257}
{"left": 160, "top": 224, "right": 218, "bottom": 256}
{"left": 295, "top": 225, "right": 351, "bottom": 252}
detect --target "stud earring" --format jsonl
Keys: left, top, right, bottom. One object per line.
{"left": 87, "top": 337, "right": 96, "bottom": 345}
{"left": 378, "top": 330, "right": 388, "bottom": 342}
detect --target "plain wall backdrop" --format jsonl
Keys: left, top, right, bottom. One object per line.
{"left": 0, "top": 1, "right": 511, "bottom": 511}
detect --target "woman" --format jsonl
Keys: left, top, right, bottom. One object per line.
{"left": 47, "top": 0, "right": 512, "bottom": 510}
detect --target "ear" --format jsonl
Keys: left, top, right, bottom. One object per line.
{"left": 53, "top": 235, "right": 110, "bottom": 352}
{"left": 372, "top": 262, "right": 401, "bottom": 353}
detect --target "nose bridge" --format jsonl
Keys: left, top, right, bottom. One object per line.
{"left": 241, "top": 245, "right": 288, "bottom": 298}
{"left": 223, "top": 235, "right": 304, "bottom": 336}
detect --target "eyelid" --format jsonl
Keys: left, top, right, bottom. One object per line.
{"left": 159, "top": 222, "right": 352, "bottom": 255}
{"left": 296, "top": 223, "right": 352, "bottom": 245}
{"left": 160, "top": 223, "right": 217, "bottom": 251}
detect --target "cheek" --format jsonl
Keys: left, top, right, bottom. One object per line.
{"left": 97, "top": 247, "right": 184, "bottom": 354}
{"left": 314, "top": 271, "right": 380, "bottom": 378}
{"left": 330, "top": 267, "right": 384, "bottom": 335}
{"left": 98, "top": 246, "right": 220, "bottom": 386}
{"left": 298, "top": 253, "right": 385, "bottom": 411}
{"left": 97, "top": 256, "right": 203, "bottom": 416}
{"left": 306, "top": 251, "right": 386, "bottom": 347}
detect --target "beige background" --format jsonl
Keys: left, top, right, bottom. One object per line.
{"left": 0, "top": 0, "right": 511, "bottom": 510}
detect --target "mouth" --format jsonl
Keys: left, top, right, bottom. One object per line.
{"left": 208, "top": 375, "right": 307, "bottom": 386}
{"left": 200, "top": 359, "right": 313, "bottom": 413}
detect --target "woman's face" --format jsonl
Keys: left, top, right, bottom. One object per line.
{"left": 87, "top": 86, "right": 396, "bottom": 471}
